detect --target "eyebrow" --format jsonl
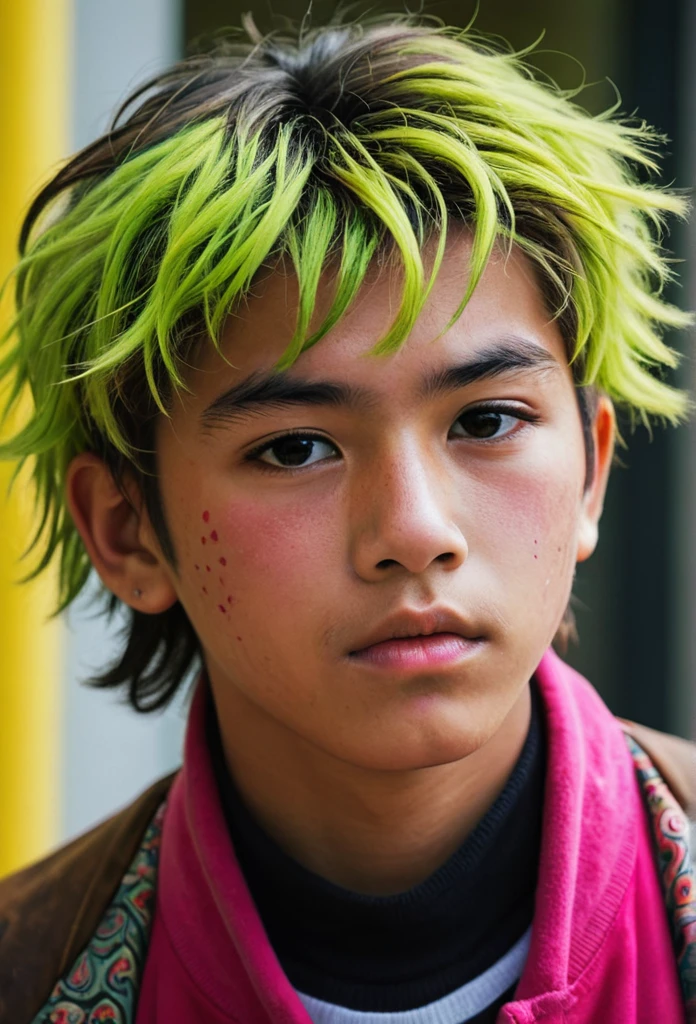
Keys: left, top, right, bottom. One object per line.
{"left": 199, "top": 337, "right": 561, "bottom": 430}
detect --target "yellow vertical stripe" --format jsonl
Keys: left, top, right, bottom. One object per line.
{"left": 0, "top": 0, "right": 71, "bottom": 875}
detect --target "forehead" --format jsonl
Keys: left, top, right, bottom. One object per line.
{"left": 180, "top": 233, "right": 570, "bottom": 412}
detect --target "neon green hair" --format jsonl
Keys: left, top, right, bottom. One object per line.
{"left": 1, "top": 17, "right": 692, "bottom": 614}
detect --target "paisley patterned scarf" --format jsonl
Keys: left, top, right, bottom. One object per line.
{"left": 625, "top": 734, "right": 696, "bottom": 1018}
{"left": 31, "top": 737, "right": 696, "bottom": 1024}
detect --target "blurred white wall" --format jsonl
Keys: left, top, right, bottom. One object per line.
{"left": 61, "top": 0, "right": 187, "bottom": 843}
{"left": 72, "top": 0, "right": 182, "bottom": 150}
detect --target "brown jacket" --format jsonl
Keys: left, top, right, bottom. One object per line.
{"left": 0, "top": 723, "right": 694, "bottom": 1024}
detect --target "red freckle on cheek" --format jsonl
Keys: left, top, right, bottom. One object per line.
{"left": 202, "top": 586, "right": 208, "bottom": 595}
{"left": 219, "top": 557, "right": 227, "bottom": 567}
{"left": 206, "top": 565, "right": 211, "bottom": 572}
{"left": 227, "top": 595, "right": 234, "bottom": 605}
{"left": 202, "top": 510, "right": 210, "bottom": 523}
{"left": 236, "top": 636, "right": 242, "bottom": 641}
{"left": 194, "top": 564, "right": 200, "bottom": 571}
{"left": 201, "top": 537, "right": 206, "bottom": 545}
{"left": 210, "top": 530, "right": 218, "bottom": 542}
{"left": 218, "top": 604, "right": 226, "bottom": 614}
{"left": 219, "top": 577, "right": 224, "bottom": 585}
{"left": 534, "top": 555, "right": 538, "bottom": 559}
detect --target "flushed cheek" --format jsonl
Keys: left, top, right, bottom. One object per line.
{"left": 184, "top": 498, "right": 341, "bottom": 681}
{"left": 213, "top": 497, "right": 341, "bottom": 604}
{"left": 473, "top": 465, "right": 582, "bottom": 597}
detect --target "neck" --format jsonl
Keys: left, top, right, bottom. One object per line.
{"left": 211, "top": 681, "right": 532, "bottom": 896}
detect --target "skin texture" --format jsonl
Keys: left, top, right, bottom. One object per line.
{"left": 67, "top": 233, "right": 615, "bottom": 894}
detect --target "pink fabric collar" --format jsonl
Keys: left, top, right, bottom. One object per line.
{"left": 158, "top": 691, "right": 312, "bottom": 1021}
{"left": 155, "top": 648, "right": 644, "bottom": 1019}
{"left": 513, "top": 649, "right": 639, "bottom": 996}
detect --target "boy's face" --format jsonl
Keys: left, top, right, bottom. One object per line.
{"left": 150, "top": 232, "right": 613, "bottom": 770}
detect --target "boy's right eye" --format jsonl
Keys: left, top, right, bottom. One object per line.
{"left": 250, "top": 433, "right": 339, "bottom": 470}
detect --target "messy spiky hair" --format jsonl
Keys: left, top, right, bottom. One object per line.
{"left": 0, "top": 13, "right": 691, "bottom": 709}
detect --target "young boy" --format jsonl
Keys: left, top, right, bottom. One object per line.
{"left": 0, "top": 13, "right": 695, "bottom": 1024}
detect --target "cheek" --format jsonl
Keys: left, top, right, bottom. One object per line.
{"left": 472, "top": 453, "right": 583, "bottom": 592}
{"left": 184, "top": 496, "right": 339, "bottom": 617}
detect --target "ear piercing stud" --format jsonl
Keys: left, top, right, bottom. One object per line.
{"left": 133, "top": 588, "right": 143, "bottom": 598}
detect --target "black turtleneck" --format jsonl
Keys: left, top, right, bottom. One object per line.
{"left": 207, "top": 682, "right": 545, "bottom": 1019}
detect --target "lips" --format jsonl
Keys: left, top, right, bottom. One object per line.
{"left": 349, "top": 607, "right": 481, "bottom": 656}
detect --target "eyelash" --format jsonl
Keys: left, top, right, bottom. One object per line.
{"left": 244, "top": 403, "right": 541, "bottom": 474}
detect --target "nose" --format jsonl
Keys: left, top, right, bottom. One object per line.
{"left": 350, "top": 444, "right": 468, "bottom": 581}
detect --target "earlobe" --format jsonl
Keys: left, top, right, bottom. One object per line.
{"left": 65, "top": 453, "right": 178, "bottom": 612}
{"left": 576, "top": 519, "right": 599, "bottom": 563}
{"left": 576, "top": 395, "right": 615, "bottom": 564}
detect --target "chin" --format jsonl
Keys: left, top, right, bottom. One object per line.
{"left": 348, "top": 745, "right": 487, "bottom": 774}
{"left": 334, "top": 718, "right": 493, "bottom": 773}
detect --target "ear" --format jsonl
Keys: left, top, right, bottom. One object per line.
{"left": 576, "top": 394, "right": 615, "bottom": 563}
{"left": 65, "top": 452, "right": 178, "bottom": 612}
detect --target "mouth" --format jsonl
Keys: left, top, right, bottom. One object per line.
{"left": 348, "top": 607, "right": 485, "bottom": 672}
{"left": 349, "top": 632, "right": 484, "bottom": 671}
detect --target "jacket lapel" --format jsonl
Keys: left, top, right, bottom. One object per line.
{"left": 29, "top": 801, "right": 166, "bottom": 1024}
{"left": 0, "top": 773, "right": 174, "bottom": 1024}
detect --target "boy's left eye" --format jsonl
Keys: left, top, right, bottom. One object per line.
{"left": 450, "top": 408, "right": 524, "bottom": 440}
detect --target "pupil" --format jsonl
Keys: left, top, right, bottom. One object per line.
{"left": 465, "top": 411, "right": 502, "bottom": 438}
{"left": 272, "top": 437, "right": 314, "bottom": 465}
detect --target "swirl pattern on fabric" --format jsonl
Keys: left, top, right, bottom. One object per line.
{"left": 625, "top": 733, "right": 696, "bottom": 1020}
{"left": 30, "top": 801, "right": 166, "bottom": 1024}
